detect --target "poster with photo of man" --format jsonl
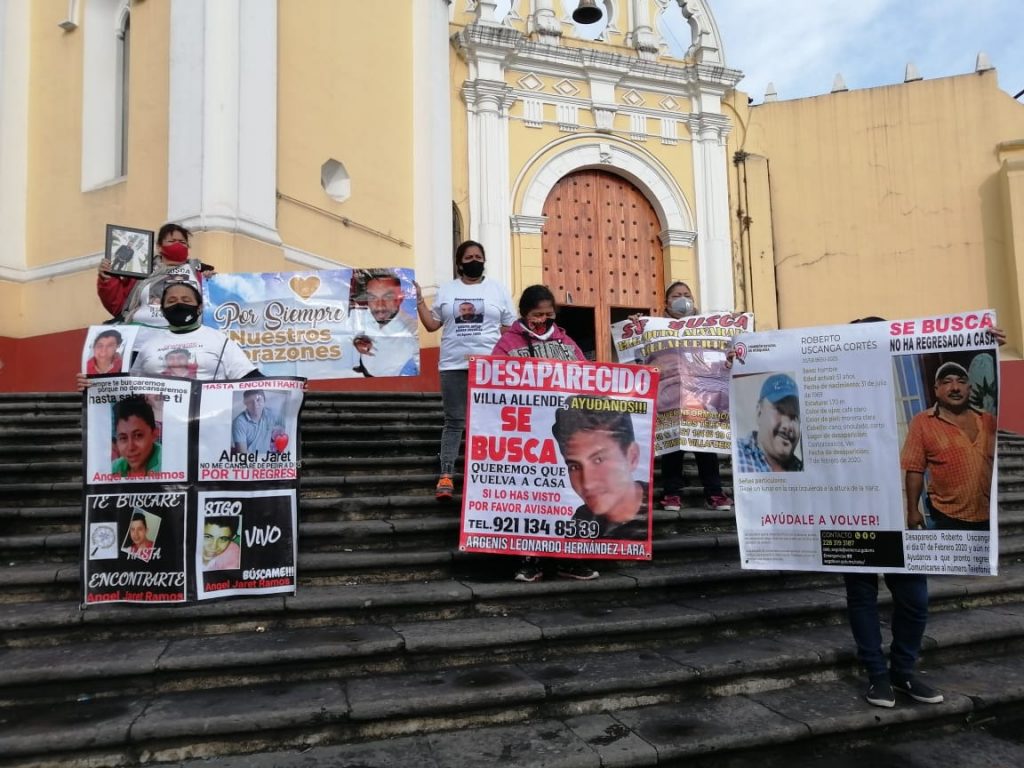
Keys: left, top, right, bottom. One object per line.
{"left": 195, "top": 490, "right": 297, "bottom": 600}
{"left": 195, "top": 379, "right": 304, "bottom": 482}
{"left": 460, "top": 356, "right": 659, "bottom": 560}
{"left": 347, "top": 268, "right": 419, "bottom": 377}
{"left": 729, "top": 310, "right": 999, "bottom": 575}
{"left": 83, "top": 492, "right": 187, "bottom": 604}
{"left": 81, "top": 325, "right": 139, "bottom": 375}
{"left": 83, "top": 377, "right": 192, "bottom": 484}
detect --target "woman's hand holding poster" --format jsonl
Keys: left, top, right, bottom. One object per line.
{"left": 611, "top": 312, "right": 752, "bottom": 456}
{"left": 730, "top": 310, "right": 999, "bottom": 576}
{"left": 82, "top": 376, "right": 304, "bottom": 605}
{"left": 460, "top": 357, "right": 659, "bottom": 560}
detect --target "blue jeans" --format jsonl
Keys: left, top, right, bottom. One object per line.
{"left": 660, "top": 450, "right": 723, "bottom": 499}
{"left": 439, "top": 369, "right": 468, "bottom": 475}
{"left": 843, "top": 572, "right": 928, "bottom": 681}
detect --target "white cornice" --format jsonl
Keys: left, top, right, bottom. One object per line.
{"left": 510, "top": 214, "right": 547, "bottom": 234}
{"left": 659, "top": 229, "right": 697, "bottom": 247}
{"left": 0, "top": 252, "right": 103, "bottom": 283}
{"left": 282, "top": 244, "right": 352, "bottom": 271}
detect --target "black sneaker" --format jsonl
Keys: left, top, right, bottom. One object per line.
{"left": 892, "top": 675, "right": 944, "bottom": 704}
{"left": 513, "top": 557, "right": 543, "bottom": 583}
{"left": 865, "top": 679, "right": 896, "bottom": 708}
{"left": 557, "top": 561, "right": 599, "bottom": 580}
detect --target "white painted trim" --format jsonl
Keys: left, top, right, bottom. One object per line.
{"left": 658, "top": 228, "right": 695, "bottom": 247}
{"left": 0, "top": 251, "right": 103, "bottom": 283}
{"left": 510, "top": 214, "right": 547, "bottom": 234}
{"left": 0, "top": 0, "right": 30, "bottom": 271}
{"left": 515, "top": 134, "right": 695, "bottom": 234}
{"left": 282, "top": 244, "right": 352, "bottom": 272}
{"left": 0, "top": 241, "right": 343, "bottom": 284}
{"left": 414, "top": 0, "right": 455, "bottom": 288}
{"left": 81, "top": 0, "right": 127, "bottom": 190}
{"left": 167, "top": 0, "right": 280, "bottom": 242}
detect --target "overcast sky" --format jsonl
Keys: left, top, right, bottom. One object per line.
{"left": 700, "top": 0, "right": 1022, "bottom": 103}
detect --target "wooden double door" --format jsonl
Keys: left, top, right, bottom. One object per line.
{"left": 541, "top": 169, "right": 665, "bottom": 360}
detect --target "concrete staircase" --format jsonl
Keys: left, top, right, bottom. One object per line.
{"left": 1, "top": 392, "right": 1024, "bottom": 767}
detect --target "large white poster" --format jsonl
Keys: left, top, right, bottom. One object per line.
{"left": 731, "top": 311, "right": 999, "bottom": 575}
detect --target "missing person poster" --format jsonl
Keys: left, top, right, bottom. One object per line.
{"left": 460, "top": 356, "right": 659, "bottom": 560}
{"left": 612, "top": 313, "right": 752, "bottom": 456}
{"left": 197, "top": 379, "right": 304, "bottom": 482}
{"left": 730, "top": 310, "right": 999, "bottom": 575}
{"left": 81, "top": 376, "right": 305, "bottom": 605}
{"left": 81, "top": 325, "right": 139, "bottom": 375}
{"left": 196, "top": 490, "right": 298, "bottom": 600}
{"left": 83, "top": 492, "right": 187, "bottom": 604}
{"left": 203, "top": 269, "right": 419, "bottom": 380}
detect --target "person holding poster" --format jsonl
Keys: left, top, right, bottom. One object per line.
{"left": 85, "top": 329, "right": 124, "bottom": 375}
{"left": 97, "top": 222, "right": 213, "bottom": 324}
{"left": 111, "top": 396, "right": 162, "bottom": 478}
{"left": 349, "top": 270, "right": 419, "bottom": 377}
{"left": 491, "top": 285, "right": 597, "bottom": 582}
{"left": 901, "top": 361, "right": 997, "bottom": 531}
{"left": 630, "top": 282, "right": 734, "bottom": 512}
{"left": 415, "top": 241, "right": 516, "bottom": 501}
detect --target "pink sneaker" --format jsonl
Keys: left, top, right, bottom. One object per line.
{"left": 660, "top": 495, "right": 682, "bottom": 512}
{"left": 705, "top": 494, "right": 733, "bottom": 511}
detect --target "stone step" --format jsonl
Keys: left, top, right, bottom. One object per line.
{"left": 1, "top": 606, "right": 1022, "bottom": 767}
{"left": 5, "top": 557, "right": 1024, "bottom": 650}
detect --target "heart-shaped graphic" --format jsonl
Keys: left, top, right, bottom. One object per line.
{"left": 273, "top": 433, "right": 289, "bottom": 453}
{"left": 289, "top": 275, "right": 321, "bottom": 300}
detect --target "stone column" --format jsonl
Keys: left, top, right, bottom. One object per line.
{"left": 532, "top": 0, "right": 562, "bottom": 44}
{"left": 167, "top": 0, "right": 279, "bottom": 243}
{"left": 413, "top": 0, "right": 454, "bottom": 291}
{"left": 463, "top": 79, "right": 517, "bottom": 284}
{"left": 689, "top": 112, "right": 734, "bottom": 311}
{"left": 630, "top": 0, "right": 659, "bottom": 60}
{"left": 0, "top": 0, "right": 29, "bottom": 274}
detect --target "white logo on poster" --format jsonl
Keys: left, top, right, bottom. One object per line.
{"left": 89, "top": 523, "right": 119, "bottom": 560}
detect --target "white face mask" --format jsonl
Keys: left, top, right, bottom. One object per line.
{"left": 670, "top": 296, "right": 695, "bottom": 316}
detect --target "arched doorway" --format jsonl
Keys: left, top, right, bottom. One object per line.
{"left": 541, "top": 169, "right": 665, "bottom": 360}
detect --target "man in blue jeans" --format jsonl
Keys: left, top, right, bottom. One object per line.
{"left": 844, "top": 317, "right": 943, "bottom": 708}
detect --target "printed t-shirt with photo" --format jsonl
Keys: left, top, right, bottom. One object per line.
{"left": 128, "top": 263, "right": 203, "bottom": 330}
{"left": 431, "top": 278, "right": 516, "bottom": 371}
{"left": 130, "top": 325, "right": 257, "bottom": 380}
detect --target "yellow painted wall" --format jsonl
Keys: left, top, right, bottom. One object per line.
{"left": 735, "top": 72, "right": 1024, "bottom": 347}
{"left": 277, "top": 0, "right": 414, "bottom": 269}
{"left": 6, "top": 0, "right": 171, "bottom": 337}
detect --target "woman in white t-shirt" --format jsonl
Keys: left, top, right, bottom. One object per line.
{"left": 414, "top": 240, "right": 516, "bottom": 501}
{"left": 77, "top": 282, "right": 258, "bottom": 389}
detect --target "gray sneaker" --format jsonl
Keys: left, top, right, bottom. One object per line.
{"left": 892, "top": 675, "right": 944, "bottom": 704}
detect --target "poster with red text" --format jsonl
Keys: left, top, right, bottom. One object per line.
{"left": 611, "top": 312, "right": 752, "bottom": 456}
{"left": 730, "top": 310, "right": 999, "bottom": 575}
{"left": 460, "top": 357, "right": 658, "bottom": 560}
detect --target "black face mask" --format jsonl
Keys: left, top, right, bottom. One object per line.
{"left": 460, "top": 260, "right": 485, "bottom": 279}
{"left": 163, "top": 303, "right": 200, "bottom": 327}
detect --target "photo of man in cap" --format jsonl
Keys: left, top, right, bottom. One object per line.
{"left": 735, "top": 373, "right": 803, "bottom": 472}
{"left": 901, "top": 360, "right": 996, "bottom": 530}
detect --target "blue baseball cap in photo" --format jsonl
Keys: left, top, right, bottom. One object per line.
{"left": 759, "top": 373, "right": 799, "bottom": 403}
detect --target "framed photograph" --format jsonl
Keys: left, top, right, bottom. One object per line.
{"left": 105, "top": 224, "right": 154, "bottom": 279}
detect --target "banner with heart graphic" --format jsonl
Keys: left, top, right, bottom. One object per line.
{"left": 203, "top": 268, "right": 420, "bottom": 380}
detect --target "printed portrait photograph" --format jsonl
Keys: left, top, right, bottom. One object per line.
{"left": 231, "top": 388, "right": 289, "bottom": 455}
{"left": 347, "top": 268, "right": 420, "bottom": 378}
{"left": 105, "top": 224, "right": 155, "bottom": 279}
{"left": 202, "top": 515, "right": 243, "bottom": 571}
{"left": 454, "top": 300, "right": 483, "bottom": 325}
{"left": 893, "top": 350, "right": 998, "bottom": 530}
{"left": 110, "top": 395, "right": 163, "bottom": 478}
{"left": 549, "top": 400, "right": 652, "bottom": 541}
{"left": 120, "top": 508, "right": 161, "bottom": 562}
{"left": 645, "top": 344, "right": 730, "bottom": 417}
{"left": 732, "top": 371, "right": 804, "bottom": 473}
{"left": 81, "top": 325, "right": 137, "bottom": 375}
